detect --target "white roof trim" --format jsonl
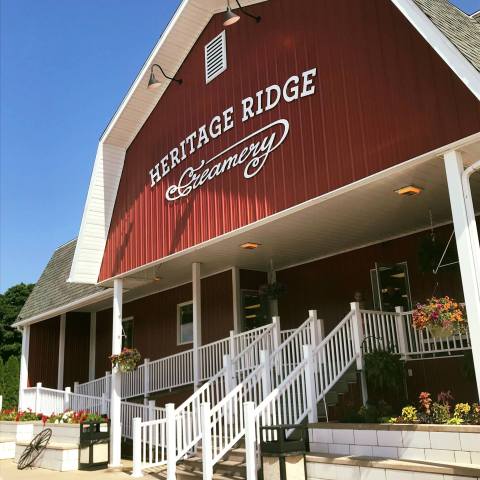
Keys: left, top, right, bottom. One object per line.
{"left": 69, "top": 0, "right": 266, "bottom": 285}
{"left": 70, "top": 0, "right": 480, "bottom": 285}
{"left": 391, "top": 0, "right": 480, "bottom": 101}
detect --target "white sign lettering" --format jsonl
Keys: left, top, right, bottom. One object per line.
{"left": 148, "top": 67, "right": 317, "bottom": 201}
{"left": 166, "top": 120, "right": 289, "bottom": 201}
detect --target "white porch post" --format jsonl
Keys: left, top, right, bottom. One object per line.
{"left": 444, "top": 150, "right": 480, "bottom": 400}
{"left": 110, "top": 278, "right": 123, "bottom": 467}
{"left": 89, "top": 312, "right": 96, "bottom": 381}
{"left": 18, "top": 325, "right": 30, "bottom": 409}
{"left": 57, "top": 313, "right": 66, "bottom": 390}
{"left": 231, "top": 266, "right": 241, "bottom": 333}
{"left": 192, "top": 262, "right": 202, "bottom": 390}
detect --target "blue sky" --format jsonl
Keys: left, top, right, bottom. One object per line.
{"left": 0, "top": 0, "right": 479, "bottom": 292}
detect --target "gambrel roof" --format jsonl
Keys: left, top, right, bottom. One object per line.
{"left": 414, "top": 0, "right": 480, "bottom": 72}
{"left": 69, "top": 0, "right": 480, "bottom": 286}
{"left": 15, "top": 240, "right": 110, "bottom": 325}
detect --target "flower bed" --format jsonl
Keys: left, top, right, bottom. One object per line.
{"left": 0, "top": 409, "right": 108, "bottom": 444}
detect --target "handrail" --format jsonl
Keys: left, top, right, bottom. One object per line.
{"left": 172, "top": 321, "right": 276, "bottom": 461}
{"left": 207, "top": 314, "right": 316, "bottom": 468}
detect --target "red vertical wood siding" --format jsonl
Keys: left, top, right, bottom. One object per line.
{"left": 63, "top": 312, "right": 90, "bottom": 388}
{"left": 99, "top": 0, "right": 480, "bottom": 281}
{"left": 94, "top": 271, "right": 233, "bottom": 377}
{"left": 28, "top": 317, "right": 60, "bottom": 389}
{"left": 277, "top": 224, "right": 466, "bottom": 332}
{"left": 239, "top": 270, "right": 268, "bottom": 291}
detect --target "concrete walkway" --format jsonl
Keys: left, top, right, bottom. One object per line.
{"left": 0, "top": 460, "right": 136, "bottom": 480}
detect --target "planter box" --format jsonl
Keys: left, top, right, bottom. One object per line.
{"left": 33, "top": 422, "right": 81, "bottom": 445}
{"left": 0, "top": 421, "right": 34, "bottom": 442}
{"left": 309, "top": 423, "right": 480, "bottom": 466}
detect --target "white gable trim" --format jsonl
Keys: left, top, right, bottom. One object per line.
{"left": 391, "top": 0, "right": 480, "bottom": 101}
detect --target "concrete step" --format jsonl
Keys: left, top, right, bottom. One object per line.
{"left": 182, "top": 456, "right": 246, "bottom": 477}
{"left": 197, "top": 447, "right": 246, "bottom": 464}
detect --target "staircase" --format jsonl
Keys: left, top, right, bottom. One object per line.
{"left": 23, "top": 304, "right": 472, "bottom": 479}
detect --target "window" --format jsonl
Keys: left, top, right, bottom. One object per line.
{"left": 177, "top": 302, "right": 193, "bottom": 345}
{"left": 205, "top": 30, "right": 227, "bottom": 83}
{"left": 370, "top": 262, "right": 412, "bottom": 312}
{"left": 122, "top": 317, "right": 134, "bottom": 349}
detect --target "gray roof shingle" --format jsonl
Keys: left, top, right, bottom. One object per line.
{"left": 413, "top": 0, "right": 480, "bottom": 73}
{"left": 17, "top": 239, "right": 105, "bottom": 322}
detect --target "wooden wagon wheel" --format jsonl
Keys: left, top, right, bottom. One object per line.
{"left": 17, "top": 428, "right": 52, "bottom": 470}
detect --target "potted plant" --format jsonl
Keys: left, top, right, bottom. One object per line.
{"left": 109, "top": 347, "right": 141, "bottom": 372}
{"left": 412, "top": 296, "right": 466, "bottom": 338}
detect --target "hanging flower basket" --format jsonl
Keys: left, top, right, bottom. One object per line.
{"left": 109, "top": 347, "right": 141, "bottom": 373}
{"left": 412, "top": 296, "right": 466, "bottom": 339}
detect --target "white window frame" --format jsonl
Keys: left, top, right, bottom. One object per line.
{"left": 177, "top": 301, "right": 194, "bottom": 345}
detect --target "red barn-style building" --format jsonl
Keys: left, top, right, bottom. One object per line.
{"left": 14, "top": 0, "right": 480, "bottom": 476}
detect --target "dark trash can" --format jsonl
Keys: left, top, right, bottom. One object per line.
{"left": 260, "top": 425, "right": 307, "bottom": 480}
{"left": 79, "top": 421, "right": 110, "bottom": 470}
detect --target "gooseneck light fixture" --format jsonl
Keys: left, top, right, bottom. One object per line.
{"left": 223, "top": 0, "right": 261, "bottom": 27}
{"left": 147, "top": 64, "right": 182, "bottom": 90}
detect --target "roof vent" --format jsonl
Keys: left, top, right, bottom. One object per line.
{"left": 205, "top": 31, "right": 227, "bottom": 83}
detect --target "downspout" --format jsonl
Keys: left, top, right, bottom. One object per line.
{"left": 461, "top": 159, "right": 480, "bottom": 294}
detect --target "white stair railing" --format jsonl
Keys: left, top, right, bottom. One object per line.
{"left": 173, "top": 322, "right": 276, "bottom": 463}
{"left": 246, "top": 310, "right": 358, "bottom": 479}
{"left": 130, "top": 320, "right": 278, "bottom": 477}
{"left": 204, "top": 312, "right": 320, "bottom": 477}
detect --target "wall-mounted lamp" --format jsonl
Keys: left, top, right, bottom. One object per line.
{"left": 147, "top": 64, "right": 182, "bottom": 90}
{"left": 223, "top": 0, "right": 261, "bottom": 27}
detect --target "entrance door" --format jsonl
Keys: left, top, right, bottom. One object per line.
{"left": 240, "top": 289, "right": 270, "bottom": 331}
{"left": 370, "top": 262, "right": 412, "bottom": 312}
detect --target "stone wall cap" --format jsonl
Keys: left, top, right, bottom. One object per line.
{"left": 308, "top": 422, "right": 480, "bottom": 433}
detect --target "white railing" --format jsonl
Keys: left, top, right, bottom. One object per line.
{"left": 22, "top": 384, "right": 108, "bottom": 416}
{"left": 360, "top": 308, "right": 472, "bottom": 358}
{"left": 148, "top": 349, "right": 193, "bottom": 394}
{"left": 400, "top": 310, "right": 471, "bottom": 357}
{"left": 131, "top": 320, "right": 279, "bottom": 477}
{"left": 246, "top": 310, "right": 358, "bottom": 479}
{"left": 75, "top": 373, "right": 111, "bottom": 398}
{"left": 174, "top": 321, "right": 276, "bottom": 463}
{"left": 361, "top": 310, "right": 399, "bottom": 353}
{"left": 75, "top": 323, "right": 273, "bottom": 401}
{"left": 121, "top": 400, "right": 166, "bottom": 440}
{"left": 203, "top": 312, "right": 320, "bottom": 477}
{"left": 199, "top": 337, "right": 229, "bottom": 381}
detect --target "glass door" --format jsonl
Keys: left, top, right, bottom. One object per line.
{"left": 240, "top": 289, "right": 270, "bottom": 331}
{"left": 370, "top": 262, "right": 412, "bottom": 312}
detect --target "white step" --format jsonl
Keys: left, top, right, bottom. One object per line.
{"left": 15, "top": 441, "right": 79, "bottom": 471}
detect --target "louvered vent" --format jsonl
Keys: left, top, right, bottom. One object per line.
{"left": 205, "top": 31, "right": 227, "bottom": 83}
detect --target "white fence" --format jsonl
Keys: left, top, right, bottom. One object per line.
{"left": 75, "top": 323, "right": 272, "bottom": 401}
{"left": 22, "top": 384, "right": 107, "bottom": 416}
{"left": 360, "top": 308, "right": 472, "bottom": 358}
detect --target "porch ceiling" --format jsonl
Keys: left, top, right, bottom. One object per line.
{"left": 84, "top": 136, "right": 480, "bottom": 310}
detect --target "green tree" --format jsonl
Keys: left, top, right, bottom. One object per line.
{"left": 0, "top": 283, "right": 34, "bottom": 361}
{"left": 1, "top": 356, "right": 20, "bottom": 409}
